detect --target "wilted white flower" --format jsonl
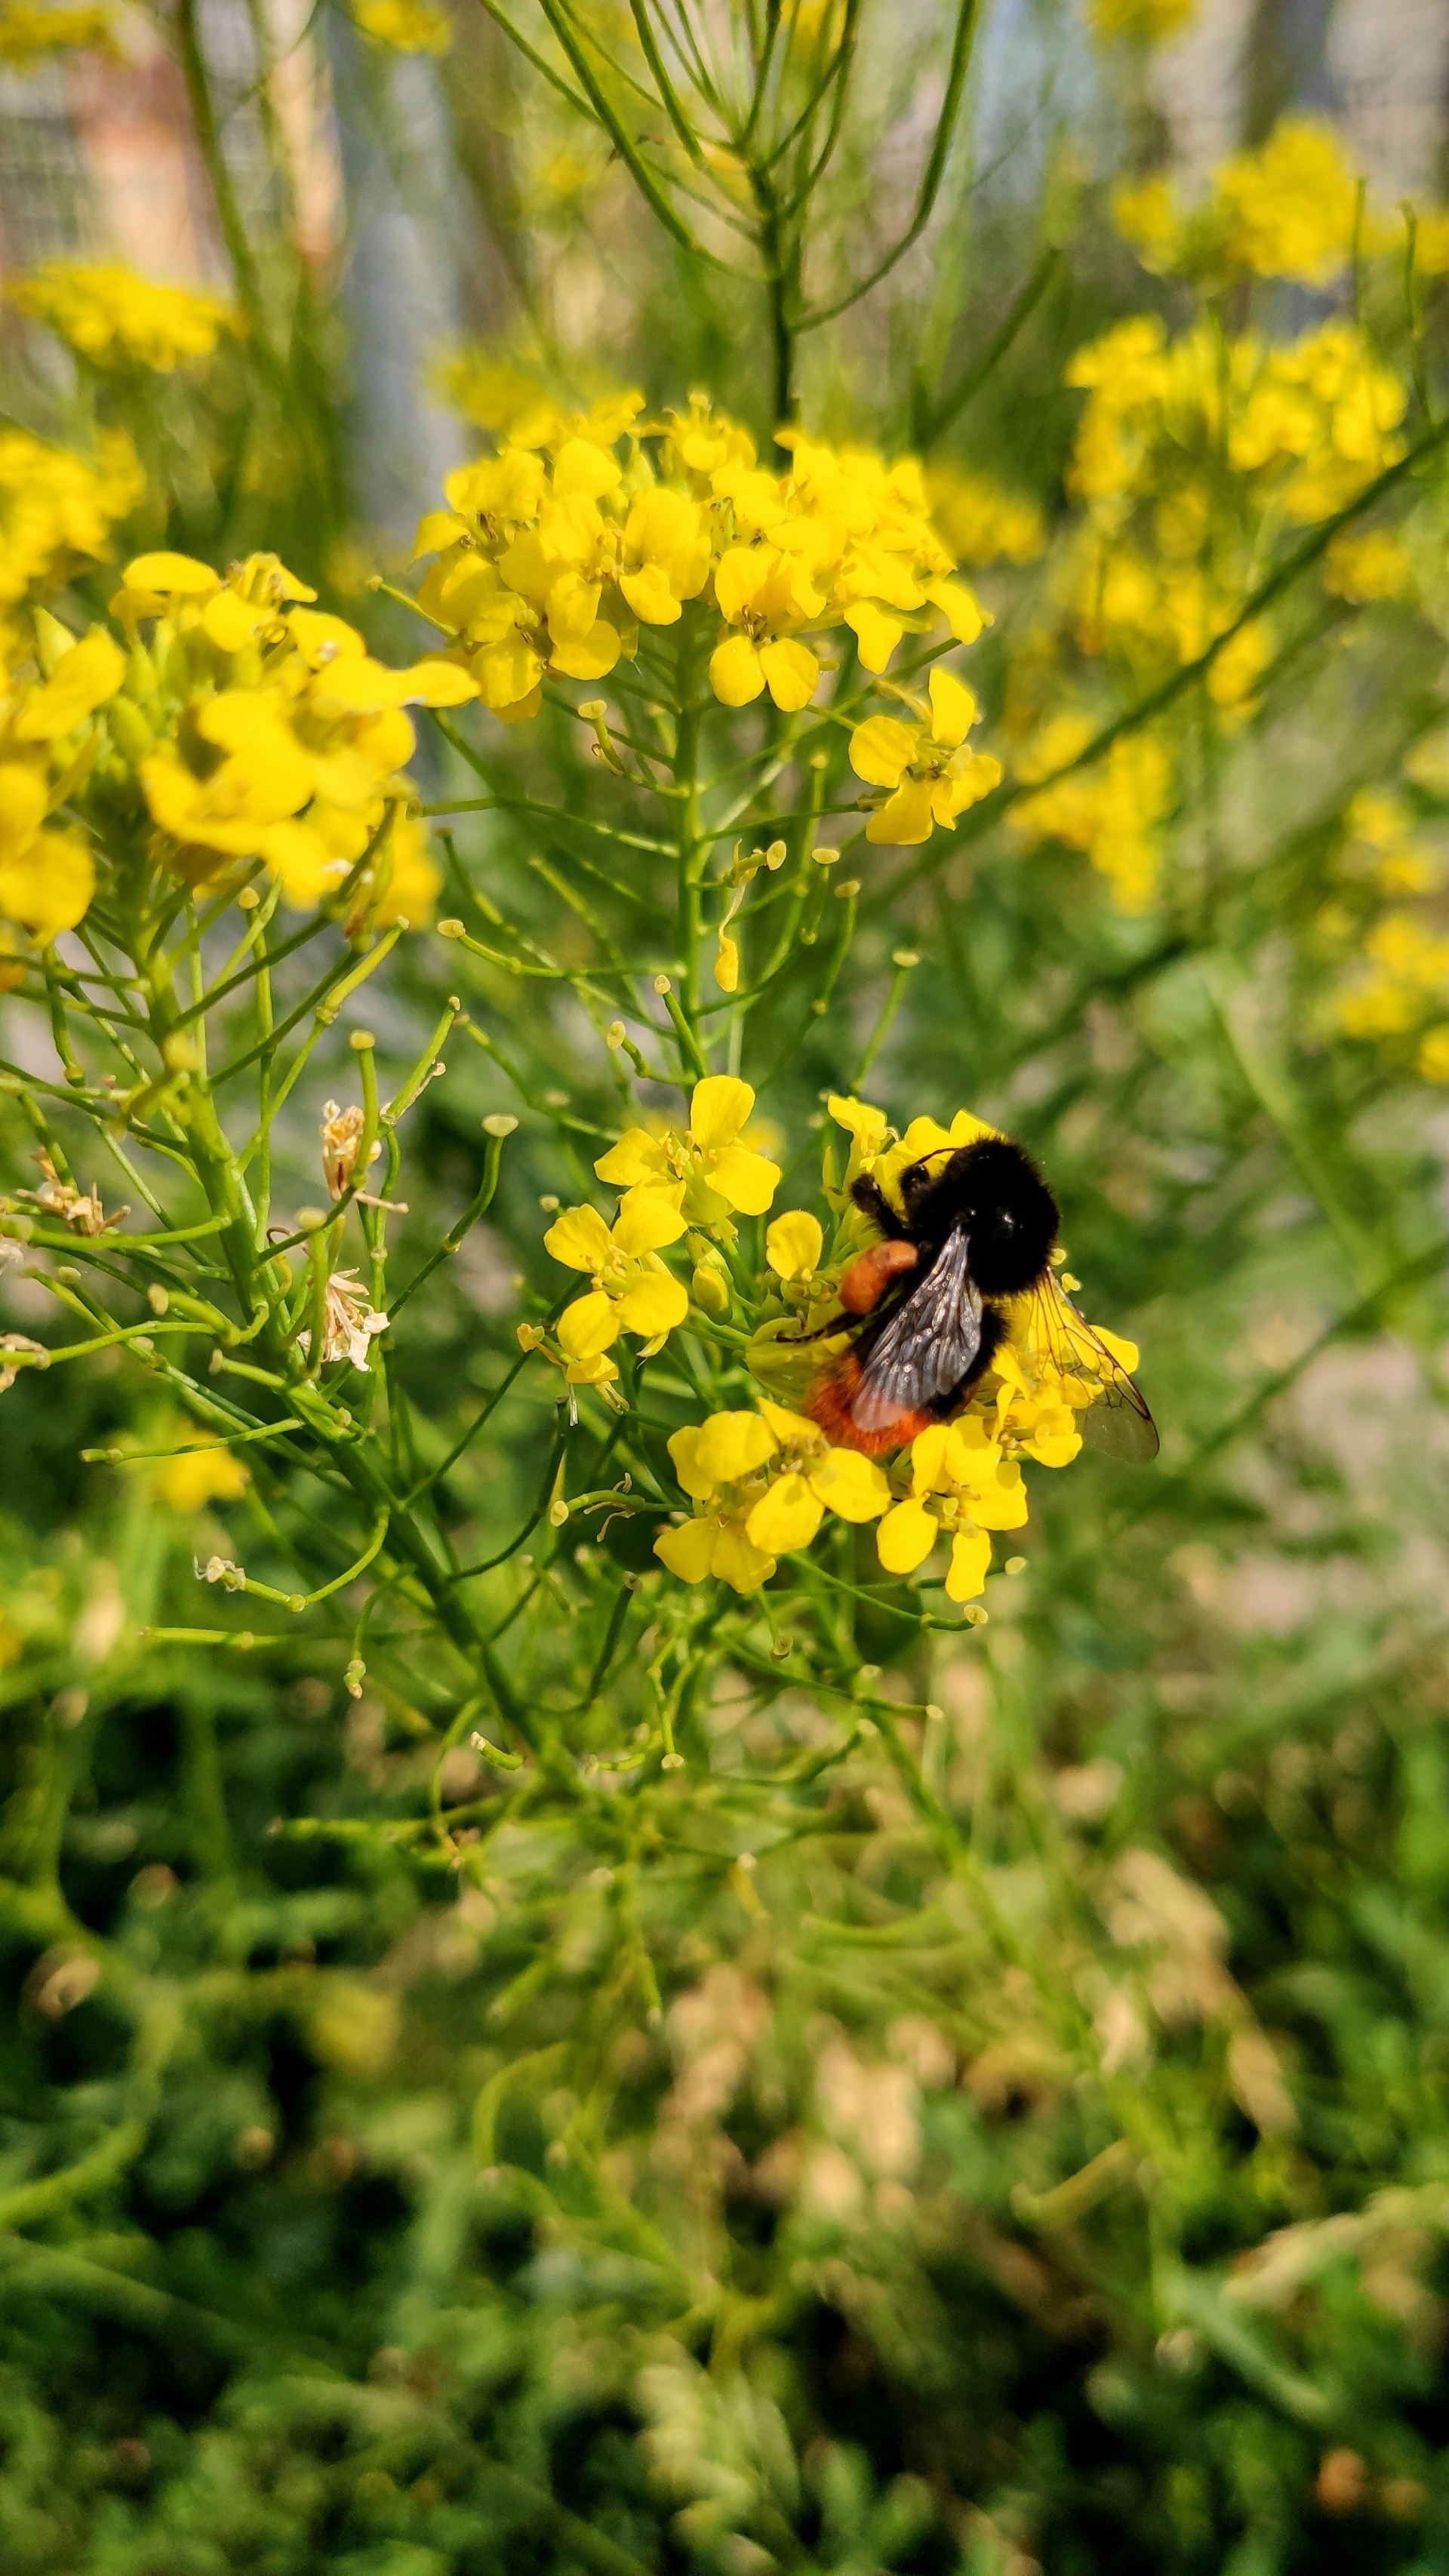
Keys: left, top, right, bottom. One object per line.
{"left": 300, "top": 1270, "right": 390, "bottom": 1371}
{"left": 319, "top": 1100, "right": 383, "bottom": 1201}
{"left": 0, "top": 1333, "right": 48, "bottom": 1393}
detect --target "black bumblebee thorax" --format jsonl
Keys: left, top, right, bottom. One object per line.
{"left": 911, "top": 1138, "right": 1058, "bottom": 1299}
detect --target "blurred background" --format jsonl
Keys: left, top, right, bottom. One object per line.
{"left": 4, "top": 1, "right": 1449, "bottom": 2570}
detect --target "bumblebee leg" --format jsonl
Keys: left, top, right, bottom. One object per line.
{"left": 849, "top": 1174, "right": 898, "bottom": 1234}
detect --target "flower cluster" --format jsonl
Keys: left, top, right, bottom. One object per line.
{"left": 1088, "top": 0, "right": 1193, "bottom": 43}
{"left": 106, "top": 549, "right": 476, "bottom": 914}
{"left": 411, "top": 392, "right": 986, "bottom": 732}
{"left": 649, "top": 1094, "right": 1143, "bottom": 1599}
{"left": 538, "top": 1078, "right": 782, "bottom": 1390}
{"left": 0, "top": 617, "right": 127, "bottom": 946}
{"left": 1004, "top": 306, "right": 1411, "bottom": 908}
{"left": 11, "top": 265, "right": 242, "bottom": 372}
{"left": 349, "top": 0, "right": 451, "bottom": 51}
{"left": 1111, "top": 117, "right": 1437, "bottom": 288}
{"left": 0, "top": 0, "right": 119, "bottom": 67}
{"left": 0, "top": 544, "right": 485, "bottom": 965}
{"left": 924, "top": 463, "right": 1047, "bottom": 569}
{"left": 0, "top": 426, "right": 142, "bottom": 645}
{"left": 849, "top": 668, "right": 1001, "bottom": 845}
{"left": 1008, "top": 719, "right": 1174, "bottom": 913}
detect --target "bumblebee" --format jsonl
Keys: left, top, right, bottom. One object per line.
{"left": 801, "top": 1136, "right": 1158, "bottom": 1461}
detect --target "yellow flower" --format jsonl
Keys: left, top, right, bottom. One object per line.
{"left": 924, "top": 464, "right": 1046, "bottom": 568}
{"left": 1418, "top": 1028, "right": 1449, "bottom": 1083}
{"left": 0, "top": 762, "right": 94, "bottom": 941}
{"left": 152, "top": 1436, "right": 251, "bottom": 1513}
{"left": 875, "top": 1417, "right": 1027, "bottom": 1599}
{"left": 11, "top": 264, "right": 240, "bottom": 371}
{"left": 0, "top": 2, "right": 120, "bottom": 67}
{"left": 709, "top": 546, "right": 824, "bottom": 710}
{"left": 0, "top": 426, "right": 142, "bottom": 629}
{"left": 1323, "top": 528, "right": 1414, "bottom": 603}
{"left": 618, "top": 488, "right": 710, "bottom": 626}
{"left": 657, "top": 1402, "right": 888, "bottom": 1591}
{"left": 849, "top": 668, "right": 1000, "bottom": 844}
{"left": 1011, "top": 722, "right": 1173, "bottom": 914}
{"left": 764, "top": 1210, "right": 824, "bottom": 1285}
{"left": 544, "top": 1192, "right": 689, "bottom": 1361}
{"left": 9, "top": 626, "right": 125, "bottom": 740}
{"left": 1214, "top": 118, "right": 1363, "bottom": 287}
{"left": 1089, "top": 0, "right": 1194, "bottom": 38}
{"left": 595, "top": 1076, "right": 781, "bottom": 1231}
{"left": 349, "top": 0, "right": 451, "bottom": 48}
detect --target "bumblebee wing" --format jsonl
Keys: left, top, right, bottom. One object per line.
{"left": 851, "top": 1228, "right": 983, "bottom": 1435}
{"left": 1027, "top": 1276, "right": 1159, "bottom": 1463}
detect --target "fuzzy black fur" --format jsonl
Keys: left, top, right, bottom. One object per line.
{"left": 851, "top": 1136, "right": 1058, "bottom": 1299}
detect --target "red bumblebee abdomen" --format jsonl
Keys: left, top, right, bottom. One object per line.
{"left": 838, "top": 1238, "right": 918, "bottom": 1314}
{"left": 808, "top": 1350, "right": 934, "bottom": 1457}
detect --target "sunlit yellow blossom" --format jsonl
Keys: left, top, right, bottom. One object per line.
{"left": 1215, "top": 119, "right": 1362, "bottom": 287}
{"left": 1011, "top": 716, "right": 1172, "bottom": 913}
{"left": 924, "top": 464, "right": 1046, "bottom": 568}
{"left": 764, "top": 1210, "right": 824, "bottom": 1286}
{"left": 1089, "top": 0, "right": 1193, "bottom": 38}
{"left": 409, "top": 394, "right": 987, "bottom": 746}
{"left": 1323, "top": 529, "right": 1415, "bottom": 604}
{"left": 0, "top": 428, "right": 142, "bottom": 636}
{"left": 0, "top": 0, "right": 120, "bottom": 66}
{"left": 152, "top": 1436, "right": 251, "bottom": 1513}
{"left": 100, "top": 551, "right": 473, "bottom": 915}
{"left": 850, "top": 668, "right": 1000, "bottom": 845}
{"left": 618, "top": 488, "right": 710, "bottom": 626}
{"left": 595, "top": 1077, "right": 780, "bottom": 1233}
{"left": 349, "top": 0, "right": 451, "bottom": 48}
{"left": 545, "top": 1193, "right": 689, "bottom": 1362}
{"left": 657, "top": 1401, "right": 888, "bottom": 1590}
{"left": 12, "top": 264, "right": 241, "bottom": 372}
{"left": 709, "top": 546, "right": 823, "bottom": 709}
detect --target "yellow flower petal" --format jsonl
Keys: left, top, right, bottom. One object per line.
{"left": 758, "top": 638, "right": 819, "bottom": 712}
{"left": 969, "top": 1463, "right": 1030, "bottom": 1531}
{"left": 690, "top": 1075, "right": 755, "bottom": 1150}
{"left": 654, "top": 1517, "right": 719, "bottom": 1583}
{"left": 710, "top": 1141, "right": 780, "bottom": 1216}
{"left": 844, "top": 600, "right": 903, "bottom": 673}
{"left": 544, "top": 1203, "right": 614, "bottom": 1272}
{"left": 13, "top": 629, "right": 125, "bottom": 739}
{"left": 611, "top": 1187, "right": 688, "bottom": 1255}
{"left": 764, "top": 1210, "right": 823, "bottom": 1281}
{"left": 595, "top": 1128, "right": 669, "bottom": 1186}
{"left": 827, "top": 1094, "right": 890, "bottom": 1157}
{"left": 756, "top": 1398, "right": 820, "bottom": 1446}
{"left": 0, "top": 824, "right": 94, "bottom": 938}
{"left": 928, "top": 666, "right": 977, "bottom": 749}
{"left": 746, "top": 1472, "right": 823, "bottom": 1554}
{"left": 709, "top": 633, "right": 765, "bottom": 706}
{"left": 866, "top": 780, "right": 936, "bottom": 845}
{"left": 926, "top": 576, "right": 986, "bottom": 644}
{"left": 667, "top": 1426, "right": 718, "bottom": 1501}
{"left": 946, "top": 1525, "right": 992, "bottom": 1602}
{"left": 555, "top": 1290, "right": 620, "bottom": 1361}
{"left": 694, "top": 1410, "right": 779, "bottom": 1485}
{"left": 809, "top": 1449, "right": 891, "bottom": 1522}
{"left": 549, "top": 619, "right": 621, "bottom": 682}
{"left": 715, "top": 928, "right": 740, "bottom": 991}
{"left": 876, "top": 1498, "right": 939, "bottom": 1575}
{"left": 711, "top": 1522, "right": 776, "bottom": 1593}
{"left": 614, "top": 1270, "right": 689, "bottom": 1337}
{"left": 909, "top": 1423, "right": 954, "bottom": 1494}
{"left": 849, "top": 713, "right": 915, "bottom": 790}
